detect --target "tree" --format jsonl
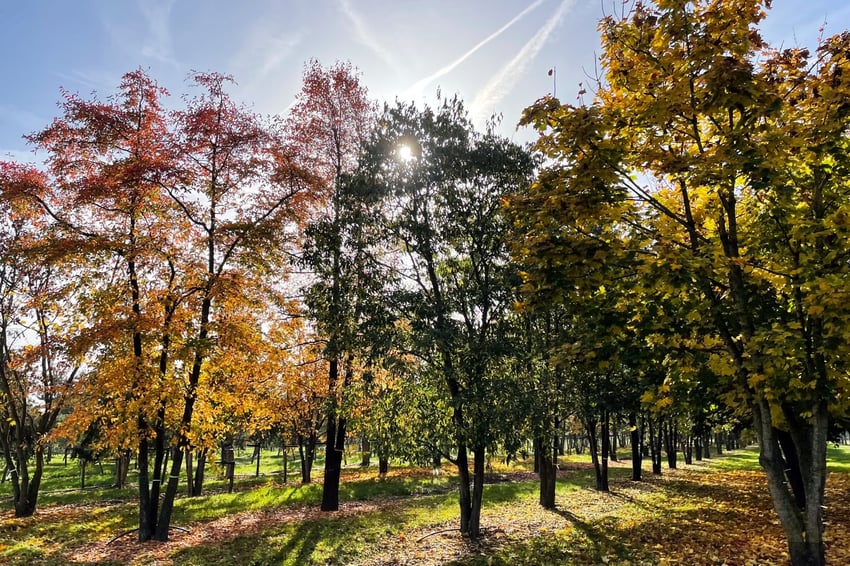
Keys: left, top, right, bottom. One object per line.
{"left": 285, "top": 59, "right": 380, "bottom": 511}
{"left": 2, "top": 69, "right": 313, "bottom": 541}
{"left": 516, "top": 2, "right": 850, "bottom": 563}
{"left": 0, "top": 185, "right": 83, "bottom": 517}
{"left": 363, "top": 97, "right": 535, "bottom": 537}
{"left": 2, "top": 70, "right": 184, "bottom": 537}
{"left": 152, "top": 71, "right": 314, "bottom": 540}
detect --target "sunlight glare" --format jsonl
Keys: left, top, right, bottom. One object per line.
{"left": 397, "top": 143, "right": 414, "bottom": 162}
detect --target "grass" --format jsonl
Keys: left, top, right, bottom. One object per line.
{"left": 1, "top": 445, "right": 849, "bottom": 565}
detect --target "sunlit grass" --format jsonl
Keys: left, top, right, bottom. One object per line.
{"left": 3, "top": 444, "right": 850, "bottom": 565}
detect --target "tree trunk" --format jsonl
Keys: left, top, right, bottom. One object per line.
{"left": 155, "top": 445, "right": 186, "bottom": 540}
{"left": 361, "top": 438, "right": 371, "bottom": 467}
{"left": 191, "top": 448, "right": 206, "bottom": 496}
{"left": 321, "top": 359, "right": 350, "bottom": 512}
{"left": 299, "top": 434, "right": 316, "bottom": 484}
{"left": 137, "top": 435, "right": 152, "bottom": 541}
{"left": 469, "top": 446, "right": 486, "bottom": 537}
{"left": 185, "top": 449, "right": 193, "bottom": 497}
{"left": 12, "top": 445, "right": 44, "bottom": 517}
{"left": 610, "top": 415, "right": 619, "bottom": 462}
{"left": 664, "top": 420, "right": 678, "bottom": 469}
{"left": 432, "top": 452, "right": 442, "bottom": 476}
{"left": 777, "top": 429, "right": 806, "bottom": 509}
{"left": 378, "top": 457, "right": 389, "bottom": 477}
{"left": 115, "top": 450, "right": 130, "bottom": 489}
{"left": 648, "top": 415, "right": 662, "bottom": 475}
{"left": 754, "top": 399, "right": 827, "bottom": 566}
{"left": 536, "top": 435, "right": 557, "bottom": 509}
{"left": 629, "top": 412, "right": 642, "bottom": 481}
{"left": 456, "top": 442, "right": 473, "bottom": 535}
{"left": 320, "top": 410, "right": 346, "bottom": 511}
{"left": 600, "top": 410, "right": 610, "bottom": 492}
{"left": 681, "top": 434, "right": 693, "bottom": 465}
{"left": 586, "top": 415, "right": 607, "bottom": 492}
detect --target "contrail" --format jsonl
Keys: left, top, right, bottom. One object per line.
{"left": 405, "top": 0, "right": 547, "bottom": 98}
{"left": 472, "top": 0, "right": 573, "bottom": 122}
{"left": 337, "top": 0, "right": 403, "bottom": 74}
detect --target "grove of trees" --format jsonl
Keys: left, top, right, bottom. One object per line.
{"left": 1, "top": 2, "right": 848, "bottom": 564}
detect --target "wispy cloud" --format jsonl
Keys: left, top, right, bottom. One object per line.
{"left": 0, "top": 104, "right": 46, "bottom": 135}
{"left": 405, "top": 0, "right": 546, "bottom": 99}
{"left": 471, "top": 0, "right": 573, "bottom": 122}
{"left": 336, "top": 0, "right": 403, "bottom": 74}
{"left": 0, "top": 148, "right": 41, "bottom": 165}
{"left": 54, "top": 69, "right": 116, "bottom": 94}
{"left": 232, "top": 30, "right": 303, "bottom": 79}
{"left": 139, "top": 0, "right": 178, "bottom": 67}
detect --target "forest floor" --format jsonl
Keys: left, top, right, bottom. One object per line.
{"left": 3, "top": 447, "right": 850, "bottom": 565}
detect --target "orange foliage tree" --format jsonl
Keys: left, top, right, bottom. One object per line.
{"left": 1, "top": 69, "right": 316, "bottom": 541}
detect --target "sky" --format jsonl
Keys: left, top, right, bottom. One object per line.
{"left": 0, "top": 0, "right": 847, "bottom": 162}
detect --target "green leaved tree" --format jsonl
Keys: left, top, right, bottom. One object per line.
{"left": 515, "top": 2, "right": 850, "bottom": 563}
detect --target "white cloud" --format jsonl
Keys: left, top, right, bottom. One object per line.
{"left": 0, "top": 148, "right": 41, "bottom": 166}
{"left": 404, "top": 0, "right": 546, "bottom": 99}
{"left": 233, "top": 31, "right": 303, "bottom": 80}
{"left": 53, "top": 69, "right": 116, "bottom": 94}
{"left": 139, "top": 0, "right": 178, "bottom": 67}
{"left": 0, "top": 104, "right": 46, "bottom": 135}
{"left": 336, "top": 0, "right": 404, "bottom": 75}
{"left": 471, "top": 0, "right": 573, "bottom": 123}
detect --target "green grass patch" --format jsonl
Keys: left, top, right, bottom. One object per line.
{"left": 3, "top": 445, "right": 850, "bottom": 565}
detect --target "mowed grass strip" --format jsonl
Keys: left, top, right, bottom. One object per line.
{"left": 2, "top": 446, "right": 849, "bottom": 565}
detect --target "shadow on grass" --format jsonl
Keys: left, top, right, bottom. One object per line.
{"left": 169, "top": 502, "right": 416, "bottom": 566}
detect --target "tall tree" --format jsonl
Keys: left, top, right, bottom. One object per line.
{"left": 3, "top": 70, "right": 183, "bottom": 538}
{"left": 516, "top": 2, "right": 850, "bottom": 563}
{"left": 363, "top": 98, "right": 534, "bottom": 537}
{"left": 285, "top": 60, "right": 379, "bottom": 511}
{"left": 153, "top": 71, "right": 314, "bottom": 539}
{"left": 2, "top": 69, "right": 313, "bottom": 541}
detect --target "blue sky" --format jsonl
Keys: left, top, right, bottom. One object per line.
{"left": 1, "top": 0, "right": 847, "bottom": 160}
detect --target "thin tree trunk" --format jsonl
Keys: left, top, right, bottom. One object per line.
{"left": 456, "top": 442, "right": 473, "bottom": 535}
{"left": 361, "top": 438, "right": 371, "bottom": 467}
{"left": 469, "top": 446, "right": 486, "bottom": 537}
{"left": 664, "top": 419, "right": 678, "bottom": 469}
{"left": 629, "top": 412, "right": 642, "bottom": 481}
{"left": 600, "top": 410, "right": 610, "bottom": 492}
{"left": 321, "top": 358, "right": 349, "bottom": 512}
{"left": 648, "top": 415, "right": 662, "bottom": 475}
{"left": 191, "top": 448, "right": 206, "bottom": 496}
{"left": 586, "top": 415, "right": 605, "bottom": 491}
{"left": 610, "top": 415, "right": 619, "bottom": 462}
{"left": 185, "top": 449, "right": 193, "bottom": 497}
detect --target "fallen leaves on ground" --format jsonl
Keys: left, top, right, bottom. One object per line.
{"left": 6, "top": 464, "right": 850, "bottom": 565}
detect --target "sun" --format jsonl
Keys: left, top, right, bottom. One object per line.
{"left": 397, "top": 143, "right": 414, "bottom": 162}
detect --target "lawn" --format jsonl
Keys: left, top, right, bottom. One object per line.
{"left": 2, "top": 446, "right": 850, "bottom": 565}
